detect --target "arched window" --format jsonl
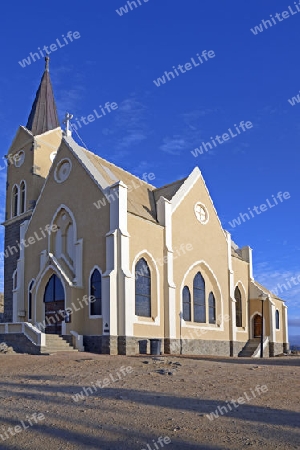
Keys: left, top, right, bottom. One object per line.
{"left": 208, "top": 292, "right": 216, "bottom": 324}
{"left": 135, "top": 258, "right": 151, "bottom": 317}
{"left": 275, "top": 310, "right": 280, "bottom": 330}
{"left": 20, "top": 181, "right": 26, "bottom": 214}
{"left": 12, "top": 185, "right": 19, "bottom": 217}
{"left": 90, "top": 269, "right": 102, "bottom": 316}
{"left": 235, "top": 287, "right": 242, "bottom": 327}
{"left": 44, "top": 274, "right": 65, "bottom": 334}
{"left": 182, "top": 286, "right": 191, "bottom": 321}
{"left": 44, "top": 274, "right": 64, "bottom": 303}
{"left": 51, "top": 208, "right": 75, "bottom": 267}
{"left": 28, "top": 280, "right": 34, "bottom": 320}
{"left": 193, "top": 272, "right": 206, "bottom": 323}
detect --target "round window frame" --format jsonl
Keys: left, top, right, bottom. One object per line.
{"left": 194, "top": 202, "right": 209, "bottom": 225}
{"left": 54, "top": 158, "right": 72, "bottom": 184}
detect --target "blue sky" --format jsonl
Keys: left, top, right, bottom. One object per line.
{"left": 1, "top": 1, "right": 300, "bottom": 343}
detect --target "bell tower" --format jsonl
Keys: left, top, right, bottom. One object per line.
{"left": 2, "top": 57, "right": 62, "bottom": 322}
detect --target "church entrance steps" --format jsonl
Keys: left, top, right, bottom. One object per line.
{"left": 238, "top": 338, "right": 261, "bottom": 357}
{"left": 40, "top": 335, "right": 78, "bottom": 354}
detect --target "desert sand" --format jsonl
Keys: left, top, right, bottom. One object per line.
{"left": 0, "top": 352, "right": 299, "bottom": 450}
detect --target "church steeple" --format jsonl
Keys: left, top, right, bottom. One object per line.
{"left": 26, "top": 57, "right": 60, "bottom": 135}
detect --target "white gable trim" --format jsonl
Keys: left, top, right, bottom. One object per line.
{"left": 171, "top": 167, "right": 201, "bottom": 214}
{"left": 64, "top": 136, "right": 109, "bottom": 192}
{"left": 170, "top": 166, "right": 227, "bottom": 238}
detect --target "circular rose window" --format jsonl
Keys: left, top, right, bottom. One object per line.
{"left": 194, "top": 203, "right": 209, "bottom": 224}
{"left": 54, "top": 159, "right": 72, "bottom": 183}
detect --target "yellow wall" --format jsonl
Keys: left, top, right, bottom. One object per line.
{"left": 23, "top": 140, "right": 110, "bottom": 335}
{"left": 128, "top": 213, "right": 165, "bottom": 338}
{"left": 172, "top": 175, "right": 230, "bottom": 341}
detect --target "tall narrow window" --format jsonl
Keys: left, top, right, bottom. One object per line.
{"left": 182, "top": 286, "right": 191, "bottom": 321}
{"left": 13, "top": 270, "right": 18, "bottom": 291}
{"left": 135, "top": 258, "right": 151, "bottom": 317}
{"left": 52, "top": 209, "right": 75, "bottom": 268}
{"left": 66, "top": 223, "right": 74, "bottom": 263}
{"left": 12, "top": 185, "right": 18, "bottom": 217}
{"left": 28, "top": 280, "right": 34, "bottom": 320}
{"left": 90, "top": 269, "right": 102, "bottom": 316}
{"left": 193, "top": 272, "right": 206, "bottom": 323}
{"left": 235, "top": 287, "right": 242, "bottom": 327}
{"left": 20, "top": 181, "right": 26, "bottom": 214}
{"left": 208, "top": 292, "right": 216, "bottom": 324}
{"left": 275, "top": 310, "right": 280, "bottom": 330}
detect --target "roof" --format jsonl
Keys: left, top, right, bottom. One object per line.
{"left": 83, "top": 147, "right": 158, "bottom": 222}
{"left": 26, "top": 57, "right": 60, "bottom": 136}
{"left": 154, "top": 178, "right": 187, "bottom": 203}
{"left": 64, "top": 136, "right": 185, "bottom": 223}
{"left": 250, "top": 279, "right": 284, "bottom": 302}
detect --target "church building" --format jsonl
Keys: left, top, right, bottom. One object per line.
{"left": 0, "top": 59, "right": 289, "bottom": 356}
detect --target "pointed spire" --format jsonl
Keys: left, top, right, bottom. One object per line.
{"left": 26, "top": 57, "right": 60, "bottom": 135}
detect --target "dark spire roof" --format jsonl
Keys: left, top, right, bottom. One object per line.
{"left": 26, "top": 57, "right": 60, "bottom": 135}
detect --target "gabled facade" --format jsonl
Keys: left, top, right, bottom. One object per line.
{"left": 1, "top": 60, "right": 289, "bottom": 356}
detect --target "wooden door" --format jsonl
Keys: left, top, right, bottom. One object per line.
{"left": 45, "top": 300, "right": 64, "bottom": 334}
{"left": 253, "top": 314, "right": 262, "bottom": 338}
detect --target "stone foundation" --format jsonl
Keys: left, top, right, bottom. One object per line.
{"left": 0, "top": 333, "right": 40, "bottom": 354}
{"left": 101, "top": 336, "right": 118, "bottom": 355}
{"left": 269, "top": 342, "right": 286, "bottom": 357}
{"left": 230, "top": 341, "right": 247, "bottom": 357}
{"left": 165, "top": 338, "right": 232, "bottom": 356}
{"left": 3, "top": 215, "right": 31, "bottom": 323}
{"left": 118, "top": 336, "right": 138, "bottom": 355}
{"left": 113, "top": 337, "right": 256, "bottom": 357}
{"left": 82, "top": 336, "right": 102, "bottom": 354}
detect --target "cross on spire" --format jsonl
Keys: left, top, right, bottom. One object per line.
{"left": 63, "top": 112, "right": 74, "bottom": 137}
{"left": 45, "top": 56, "right": 50, "bottom": 72}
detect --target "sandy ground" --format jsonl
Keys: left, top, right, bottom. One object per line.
{"left": 0, "top": 353, "right": 299, "bottom": 450}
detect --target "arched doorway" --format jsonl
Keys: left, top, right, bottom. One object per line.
{"left": 253, "top": 314, "right": 262, "bottom": 338}
{"left": 44, "top": 274, "right": 65, "bottom": 334}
